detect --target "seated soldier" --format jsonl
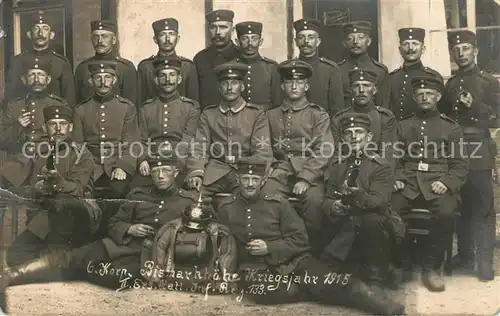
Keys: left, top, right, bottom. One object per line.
{"left": 392, "top": 74, "right": 468, "bottom": 292}
{"left": 320, "top": 113, "right": 400, "bottom": 287}
{"left": 5, "top": 105, "right": 99, "bottom": 268}
{"left": 215, "top": 157, "right": 404, "bottom": 315}
{"left": 0, "top": 152, "right": 199, "bottom": 313}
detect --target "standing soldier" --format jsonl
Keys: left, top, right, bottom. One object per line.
{"left": 234, "top": 21, "right": 282, "bottom": 110}
{"left": 392, "top": 75, "right": 469, "bottom": 291}
{"left": 185, "top": 62, "right": 272, "bottom": 198}
{"left": 193, "top": 10, "right": 240, "bottom": 109}
{"left": 262, "top": 59, "right": 334, "bottom": 255}
{"left": 331, "top": 69, "right": 397, "bottom": 164}
{"left": 378, "top": 28, "right": 444, "bottom": 119}
{"left": 339, "top": 21, "right": 388, "bottom": 108}
{"left": 443, "top": 30, "right": 500, "bottom": 281}
{"left": 5, "top": 10, "right": 75, "bottom": 106}
{"left": 137, "top": 18, "right": 198, "bottom": 105}
{"left": 72, "top": 61, "right": 140, "bottom": 199}
{"left": 294, "top": 19, "right": 344, "bottom": 116}
{"left": 0, "top": 57, "right": 69, "bottom": 190}
{"left": 133, "top": 56, "right": 200, "bottom": 188}
{"left": 74, "top": 20, "right": 137, "bottom": 106}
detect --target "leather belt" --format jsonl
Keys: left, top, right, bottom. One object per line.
{"left": 405, "top": 161, "right": 448, "bottom": 173}
{"left": 462, "top": 126, "right": 486, "bottom": 135}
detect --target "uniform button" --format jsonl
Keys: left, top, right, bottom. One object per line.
{"left": 247, "top": 215, "right": 251, "bottom": 219}
{"left": 101, "top": 127, "right": 105, "bottom": 131}
{"left": 164, "top": 111, "right": 168, "bottom": 115}
{"left": 31, "top": 102, "right": 35, "bottom": 106}
{"left": 422, "top": 121, "right": 426, "bottom": 124}
{"left": 101, "top": 119, "right": 105, "bottom": 123}
{"left": 420, "top": 126, "right": 424, "bottom": 129}
{"left": 164, "top": 118, "right": 168, "bottom": 121}
{"left": 248, "top": 65, "right": 252, "bottom": 69}
{"left": 101, "top": 113, "right": 105, "bottom": 116}
{"left": 31, "top": 130, "right": 35, "bottom": 133}
{"left": 247, "top": 209, "right": 251, "bottom": 212}
{"left": 158, "top": 205, "right": 163, "bottom": 208}
{"left": 100, "top": 105, "right": 105, "bottom": 109}
{"left": 163, "top": 131, "right": 167, "bottom": 134}
{"left": 101, "top": 134, "right": 106, "bottom": 138}
{"left": 247, "top": 224, "right": 251, "bottom": 227}
{"left": 161, "top": 201, "right": 164, "bottom": 204}
{"left": 163, "top": 104, "right": 168, "bottom": 108}
{"left": 163, "top": 124, "right": 167, "bottom": 127}
{"left": 154, "top": 218, "right": 159, "bottom": 223}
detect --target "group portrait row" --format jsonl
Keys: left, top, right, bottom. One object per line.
{"left": 0, "top": 7, "right": 499, "bottom": 316}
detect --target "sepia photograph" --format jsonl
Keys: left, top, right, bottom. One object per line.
{"left": 0, "top": 0, "right": 499, "bottom": 315}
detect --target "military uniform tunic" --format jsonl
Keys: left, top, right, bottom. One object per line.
{"left": 338, "top": 54, "right": 388, "bottom": 108}
{"left": 235, "top": 54, "right": 282, "bottom": 110}
{"left": 378, "top": 61, "right": 443, "bottom": 119}
{"left": 137, "top": 52, "right": 199, "bottom": 105}
{"left": 0, "top": 93, "right": 69, "bottom": 187}
{"left": 74, "top": 53, "right": 138, "bottom": 106}
{"left": 298, "top": 54, "right": 345, "bottom": 116}
{"left": 6, "top": 49, "right": 75, "bottom": 106}
{"left": 193, "top": 43, "right": 240, "bottom": 109}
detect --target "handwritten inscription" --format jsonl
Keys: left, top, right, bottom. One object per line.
{"left": 323, "top": 9, "right": 350, "bottom": 26}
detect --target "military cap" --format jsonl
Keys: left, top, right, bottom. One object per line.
{"left": 88, "top": 61, "right": 117, "bottom": 76}
{"left": 398, "top": 27, "right": 425, "bottom": 42}
{"left": 237, "top": 157, "right": 267, "bottom": 176}
{"left": 278, "top": 59, "right": 313, "bottom": 80}
{"left": 448, "top": 30, "right": 476, "bottom": 47}
{"left": 235, "top": 21, "right": 263, "bottom": 37}
{"left": 28, "top": 10, "right": 53, "bottom": 27}
{"left": 293, "top": 19, "right": 321, "bottom": 34}
{"left": 343, "top": 21, "right": 372, "bottom": 36}
{"left": 214, "top": 62, "right": 247, "bottom": 81}
{"left": 43, "top": 105, "right": 73, "bottom": 123}
{"left": 411, "top": 74, "right": 442, "bottom": 92}
{"left": 23, "top": 56, "right": 51, "bottom": 74}
{"left": 152, "top": 56, "right": 182, "bottom": 72}
{"left": 206, "top": 9, "right": 234, "bottom": 23}
{"left": 152, "top": 18, "right": 179, "bottom": 34}
{"left": 339, "top": 113, "right": 372, "bottom": 131}
{"left": 90, "top": 20, "right": 117, "bottom": 33}
{"left": 349, "top": 68, "right": 378, "bottom": 85}
{"left": 147, "top": 142, "right": 179, "bottom": 168}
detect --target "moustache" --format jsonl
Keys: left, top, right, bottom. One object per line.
{"left": 406, "top": 50, "right": 417, "bottom": 54}
{"left": 96, "top": 85, "right": 112, "bottom": 89}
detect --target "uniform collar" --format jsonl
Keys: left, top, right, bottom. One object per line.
{"left": 352, "top": 101, "right": 375, "bottom": 113}
{"left": 238, "top": 53, "right": 262, "bottom": 63}
{"left": 299, "top": 52, "right": 319, "bottom": 64}
{"left": 158, "top": 90, "right": 180, "bottom": 103}
{"left": 402, "top": 60, "right": 424, "bottom": 72}
{"left": 219, "top": 97, "right": 246, "bottom": 114}
{"left": 347, "top": 52, "right": 371, "bottom": 64}
{"left": 281, "top": 98, "right": 309, "bottom": 111}
{"left": 93, "top": 92, "right": 115, "bottom": 103}
{"left": 31, "top": 47, "right": 51, "bottom": 56}
{"left": 94, "top": 50, "right": 118, "bottom": 60}
{"left": 457, "top": 64, "right": 481, "bottom": 75}
{"left": 415, "top": 108, "right": 440, "bottom": 119}
{"left": 212, "top": 42, "right": 239, "bottom": 59}
{"left": 26, "top": 90, "right": 50, "bottom": 101}
{"left": 338, "top": 148, "right": 376, "bottom": 163}
{"left": 156, "top": 50, "right": 178, "bottom": 58}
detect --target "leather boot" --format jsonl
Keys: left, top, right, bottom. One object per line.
{"left": 349, "top": 280, "right": 405, "bottom": 315}
{"left": 422, "top": 268, "right": 445, "bottom": 292}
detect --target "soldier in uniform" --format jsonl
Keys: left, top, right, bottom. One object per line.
{"left": 133, "top": 56, "right": 200, "bottom": 188}
{"left": 442, "top": 30, "right": 500, "bottom": 281}
{"left": 321, "top": 113, "right": 396, "bottom": 286}
{"left": 137, "top": 18, "right": 198, "bottom": 105}
{"left": 72, "top": 61, "right": 140, "bottom": 199}
{"left": 5, "top": 10, "right": 75, "bottom": 106}
{"left": 392, "top": 75, "right": 469, "bottom": 291}
{"left": 261, "top": 59, "right": 334, "bottom": 255}
{"left": 377, "top": 28, "right": 444, "bottom": 119}
{"left": 216, "top": 157, "right": 404, "bottom": 315}
{"left": 74, "top": 20, "right": 137, "bottom": 105}
{"left": 234, "top": 21, "right": 282, "bottom": 110}
{"left": 0, "top": 57, "right": 70, "bottom": 190}
{"left": 0, "top": 153, "right": 198, "bottom": 313}
{"left": 293, "top": 19, "right": 344, "bottom": 116}
{"left": 185, "top": 62, "right": 272, "bottom": 198}
{"left": 338, "top": 21, "right": 388, "bottom": 108}
{"left": 193, "top": 10, "right": 240, "bottom": 108}
{"left": 331, "top": 69, "right": 397, "bottom": 165}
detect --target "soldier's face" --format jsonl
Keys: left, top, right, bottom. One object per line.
{"left": 154, "top": 30, "right": 179, "bottom": 53}
{"left": 22, "top": 69, "right": 51, "bottom": 92}
{"left": 413, "top": 88, "right": 442, "bottom": 111}
{"left": 219, "top": 79, "right": 244, "bottom": 101}
{"left": 91, "top": 30, "right": 117, "bottom": 54}
{"left": 27, "top": 24, "right": 54, "bottom": 49}
{"left": 351, "top": 81, "right": 377, "bottom": 106}
{"left": 43, "top": 119, "right": 72, "bottom": 142}
{"left": 399, "top": 39, "right": 425, "bottom": 62}
{"left": 155, "top": 69, "right": 182, "bottom": 94}
{"left": 343, "top": 33, "right": 371, "bottom": 55}
{"left": 90, "top": 73, "right": 117, "bottom": 95}
{"left": 451, "top": 43, "right": 478, "bottom": 68}
{"left": 237, "top": 34, "right": 262, "bottom": 56}
{"left": 239, "top": 174, "right": 263, "bottom": 199}
{"left": 208, "top": 21, "right": 233, "bottom": 47}
{"left": 281, "top": 79, "right": 309, "bottom": 101}
{"left": 295, "top": 30, "right": 321, "bottom": 56}
{"left": 342, "top": 127, "right": 373, "bottom": 152}
{"left": 151, "top": 166, "right": 179, "bottom": 190}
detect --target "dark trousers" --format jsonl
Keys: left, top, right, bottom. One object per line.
{"left": 392, "top": 192, "right": 457, "bottom": 270}
{"left": 202, "top": 171, "right": 240, "bottom": 200}
{"left": 94, "top": 174, "right": 131, "bottom": 199}
{"left": 457, "top": 170, "right": 496, "bottom": 270}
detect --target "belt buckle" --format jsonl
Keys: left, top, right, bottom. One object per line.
{"left": 418, "top": 162, "right": 429, "bottom": 171}
{"left": 226, "top": 156, "right": 235, "bottom": 164}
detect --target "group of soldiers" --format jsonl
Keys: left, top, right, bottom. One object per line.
{"left": 0, "top": 7, "right": 499, "bottom": 315}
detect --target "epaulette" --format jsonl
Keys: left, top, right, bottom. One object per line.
{"left": 141, "top": 97, "right": 157, "bottom": 106}
{"left": 219, "top": 194, "right": 238, "bottom": 208}
{"left": 376, "top": 106, "right": 395, "bottom": 117}
{"left": 477, "top": 69, "right": 497, "bottom": 83}
{"left": 75, "top": 96, "right": 93, "bottom": 108}
{"left": 440, "top": 113, "right": 458, "bottom": 124}
{"left": 262, "top": 56, "right": 278, "bottom": 64}
{"left": 203, "top": 103, "right": 219, "bottom": 111}
{"left": 263, "top": 194, "right": 284, "bottom": 202}
{"left": 423, "top": 66, "right": 443, "bottom": 78}
{"left": 115, "top": 95, "right": 135, "bottom": 106}
{"left": 126, "top": 186, "right": 153, "bottom": 200}
{"left": 114, "top": 56, "right": 135, "bottom": 67}
{"left": 371, "top": 57, "right": 389, "bottom": 71}
{"left": 333, "top": 107, "right": 351, "bottom": 118}
{"left": 52, "top": 51, "right": 69, "bottom": 62}
{"left": 319, "top": 57, "right": 338, "bottom": 67}
{"left": 178, "top": 55, "right": 193, "bottom": 63}
{"left": 338, "top": 59, "right": 347, "bottom": 66}
{"left": 308, "top": 102, "right": 326, "bottom": 112}
{"left": 369, "top": 154, "right": 389, "bottom": 165}
{"left": 48, "top": 93, "right": 67, "bottom": 104}
{"left": 400, "top": 113, "right": 415, "bottom": 121}
{"left": 389, "top": 66, "right": 402, "bottom": 75}
{"left": 179, "top": 96, "right": 199, "bottom": 107}
{"left": 245, "top": 102, "right": 262, "bottom": 110}
{"left": 177, "top": 188, "right": 198, "bottom": 201}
